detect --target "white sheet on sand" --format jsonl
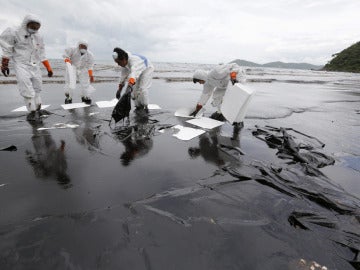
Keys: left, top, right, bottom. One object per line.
{"left": 186, "top": 117, "right": 224, "bottom": 129}
{"left": 37, "top": 123, "right": 79, "bottom": 131}
{"left": 95, "top": 100, "right": 161, "bottom": 110}
{"left": 174, "top": 107, "right": 204, "bottom": 118}
{"left": 61, "top": 103, "right": 90, "bottom": 110}
{"left": 12, "top": 105, "right": 50, "bottom": 112}
{"left": 148, "top": 104, "right": 161, "bottom": 110}
{"left": 172, "top": 125, "right": 205, "bottom": 141}
{"left": 96, "top": 99, "right": 118, "bottom": 108}
{"left": 221, "top": 82, "right": 255, "bottom": 124}
{"left": 12, "top": 102, "right": 161, "bottom": 111}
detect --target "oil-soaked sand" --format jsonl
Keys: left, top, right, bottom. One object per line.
{"left": 0, "top": 73, "right": 359, "bottom": 269}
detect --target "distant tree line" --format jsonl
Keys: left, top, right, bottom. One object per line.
{"left": 323, "top": 41, "right": 360, "bottom": 73}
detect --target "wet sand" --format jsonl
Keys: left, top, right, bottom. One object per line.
{"left": 0, "top": 71, "right": 359, "bottom": 269}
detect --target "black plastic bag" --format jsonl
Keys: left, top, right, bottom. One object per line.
{"left": 111, "top": 86, "right": 132, "bottom": 123}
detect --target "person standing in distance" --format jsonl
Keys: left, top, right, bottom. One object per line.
{"left": 0, "top": 14, "right": 54, "bottom": 121}
{"left": 63, "top": 40, "right": 95, "bottom": 105}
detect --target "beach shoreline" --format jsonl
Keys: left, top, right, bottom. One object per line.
{"left": 0, "top": 64, "right": 359, "bottom": 269}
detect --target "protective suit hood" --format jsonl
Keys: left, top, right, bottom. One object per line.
{"left": 21, "top": 14, "right": 41, "bottom": 30}
{"left": 77, "top": 40, "right": 88, "bottom": 48}
{"left": 193, "top": 70, "right": 208, "bottom": 81}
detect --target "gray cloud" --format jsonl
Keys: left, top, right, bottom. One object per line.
{"left": 0, "top": 0, "right": 359, "bottom": 65}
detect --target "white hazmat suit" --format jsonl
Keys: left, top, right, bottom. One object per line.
{"left": 194, "top": 63, "right": 246, "bottom": 112}
{"left": 0, "top": 14, "right": 53, "bottom": 112}
{"left": 118, "top": 52, "right": 154, "bottom": 108}
{"left": 63, "top": 41, "right": 95, "bottom": 102}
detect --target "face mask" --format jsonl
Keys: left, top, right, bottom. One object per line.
{"left": 80, "top": 49, "right": 87, "bottom": 54}
{"left": 27, "top": 28, "right": 38, "bottom": 34}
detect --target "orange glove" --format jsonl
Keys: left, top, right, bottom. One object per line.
{"left": 230, "top": 72, "right": 237, "bottom": 80}
{"left": 230, "top": 72, "right": 238, "bottom": 85}
{"left": 64, "top": 58, "right": 71, "bottom": 64}
{"left": 128, "top": 77, "right": 136, "bottom": 85}
{"left": 88, "top": 70, "right": 94, "bottom": 82}
{"left": 42, "top": 60, "right": 53, "bottom": 77}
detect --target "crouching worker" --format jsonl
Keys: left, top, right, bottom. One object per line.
{"left": 0, "top": 14, "right": 53, "bottom": 121}
{"left": 112, "top": 47, "right": 154, "bottom": 113}
{"left": 63, "top": 40, "right": 95, "bottom": 104}
{"left": 190, "top": 63, "right": 246, "bottom": 121}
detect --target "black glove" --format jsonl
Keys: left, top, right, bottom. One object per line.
{"left": 1, "top": 58, "right": 10, "bottom": 77}
{"left": 116, "top": 83, "right": 124, "bottom": 99}
{"left": 190, "top": 104, "right": 202, "bottom": 117}
{"left": 48, "top": 70, "right": 53, "bottom": 77}
{"left": 116, "top": 89, "right": 121, "bottom": 99}
{"left": 231, "top": 79, "right": 238, "bottom": 85}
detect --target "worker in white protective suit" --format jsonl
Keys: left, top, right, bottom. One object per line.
{"left": 0, "top": 14, "right": 54, "bottom": 121}
{"left": 63, "top": 40, "right": 95, "bottom": 104}
{"left": 112, "top": 47, "right": 154, "bottom": 113}
{"left": 190, "top": 63, "right": 246, "bottom": 121}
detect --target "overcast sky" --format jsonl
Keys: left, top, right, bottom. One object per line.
{"left": 0, "top": 0, "right": 359, "bottom": 65}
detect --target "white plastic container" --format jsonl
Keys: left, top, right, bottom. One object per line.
{"left": 221, "top": 82, "right": 255, "bottom": 124}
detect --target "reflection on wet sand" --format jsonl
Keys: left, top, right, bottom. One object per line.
{"left": 1, "top": 61, "right": 360, "bottom": 269}
{"left": 69, "top": 107, "right": 102, "bottom": 151}
{"left": 25, "top": 121, "right": 71, "bottom": 188}
{"left": 188, "top": 125, "right": 243, "bottom": 167}
{"left": 113, "top": 112, "right": 155, "bottom": 166}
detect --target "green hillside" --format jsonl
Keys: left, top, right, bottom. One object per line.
{"left": 323, "top": 42, "right": 360, "bottom": 73}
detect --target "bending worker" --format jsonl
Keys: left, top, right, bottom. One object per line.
{"left": 190, "top": 63, "right": 246, "bottom": 121}
{"left": 112, "top": 47, "right": 154, "bottom": 113}
{"left": 0, "top": 14, "right": 53, "bottom": 121}
{"left": 63, "top": 40, "right": 95, "bottom": 104}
